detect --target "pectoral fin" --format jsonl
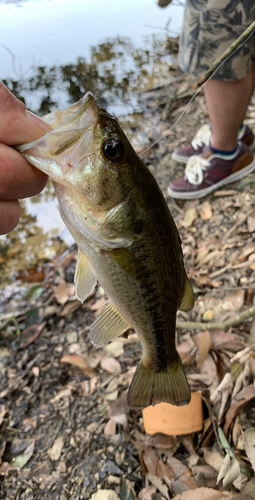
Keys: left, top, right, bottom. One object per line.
{"left": 179, "top": 273, "right": 194, "bottom": 312}
{"left": 90, "top": 302, "right": 131, "bottom": 348}
{"left": 74, "top": 249, "right": 97, "bottom": 302}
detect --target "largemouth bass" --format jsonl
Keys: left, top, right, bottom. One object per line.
{"left": 17, "top": 92, "right": 194, "bottom": 409}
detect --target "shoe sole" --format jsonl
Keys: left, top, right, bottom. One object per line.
{"left": 167, "top": 159, "right": 255, "bottom": 200}
{"left": 171, "top": 151, "right": 192, "bottom": 164}
{"left": 248, "top": 138, "right": 255, "bottom": 153}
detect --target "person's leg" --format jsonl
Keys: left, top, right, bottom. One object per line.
{"left": 205, "top": 62, "right": 255, "bottom": 152}
{"left": 250, "top": 60, "right": 255, "bottom": 99}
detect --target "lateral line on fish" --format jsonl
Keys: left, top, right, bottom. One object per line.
{"left": 141, "top": 28, "right": 255, "bottom": 156}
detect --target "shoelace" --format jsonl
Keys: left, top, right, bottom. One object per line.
{"left": 191, "top": 124, "right": 212, "bottom": 149}
{"left": 185, "top": 155, "right": 210, "bottom": 185}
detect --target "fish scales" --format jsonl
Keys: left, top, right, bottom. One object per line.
{"left": 16, "top": 92, "right": 194, "bottom": 409}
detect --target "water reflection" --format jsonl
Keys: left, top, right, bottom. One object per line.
{"left": 3, "top": 35, "right": 172, "bottom": 115}
{"left": 1, "top": 33, "right": 176, "bottom": 285}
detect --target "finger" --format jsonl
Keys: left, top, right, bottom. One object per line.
{"left": 0, "top": 82, "right": 51, "bottom": 145}
{"left": 0, "top": 199, "right": 21, "bottom": 235}
{"left": 0, "top": 144, "right": 48, "bottom": 199}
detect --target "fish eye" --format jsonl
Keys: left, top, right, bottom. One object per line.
{"left": 102, "top": 139, "right": 125, "bottom": 163}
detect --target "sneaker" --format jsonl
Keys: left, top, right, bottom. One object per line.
{"left": 172, "top": 124, "right": 255, "bottom": 164}
{"left": 167, "top": 142, "right": 255, "bottom": 200}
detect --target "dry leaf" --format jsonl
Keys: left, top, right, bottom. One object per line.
{"left": 200, "top": 202, "right": 212, "bottom": 220}
{"left": 0, "top": 442, "right": 6, "bottom": 466}
{"left": 237, "top": 427, "right": 255, "bottom": 450}
{"left": 100, "top": 356, "right": 121, "bottom": 374}
{"left": 108, "top": 390, "right": 128, "bottom": 419}
{"left": 12, "top": 441, "right": 35, "bottom": 469}
{"left": 193, "top": 331, "right": 211, "bottom": 367}
{"left": 217, "top": 451, "right": 240, "bottom": 487}
{"left": 89, "top": 297, "right": 106, "bottom": 314}
{"left": 90, "top": 376, "right": 98, "bottom": 394}
{"left": 166, "top": 456, "right": 187, "bottom": 477}
{"left": 105, "top": 390, "right": 118, "bottom": 401}
{"left": 200, "top": 354, "right": 217, "bottom": 379}
{"left": 51, "top": 384, "right": 74, "bottom": 402}
{"left": 183, "top": 207, "right": 198, "bottom": 227}
{"left": 171, "top": 488, "right": 237, "bottom": 499}
{"left": 60, "top": 354, "right": 96, "bottom": 377}
{"left": 192, "top": 464, "right": 217, "bottom": 483}
{"left": 232, "top": 415, "right": 242, "bottom": 448}
{"left": 143, "top": 447, "right": 159, "bottom": 475}
{"left": 224, "top": 384, "right": 255, "bottom": 433}
{"left": 52, "top": 277, "right": 75, "bottom": 304}
{"left": 48, "top": 435, "right": 64, "bottom": 461}
{"left": 19, "top": 322, "right": 46, "bottom": 349}
{"left": 0, "top": 405, "right": 6, "bottom": 426}
{"left": 247, "top": 213, "right": 255, "bottom": 233}
{"left": 60, "top": 298, "right": 81, "bottom": 316}
{"left": 0, "top": 463, "right": 19, "bottom": 476}
{"left": 222, "top": 290, "right": 244, "bottom": 311}
{"left": 146, "top": 472, "right": 170, "bottom": 500}
{"left": 156, "top": 458, "right": 175, "bottom": 479}
{"left": 232, "top": 471, "right": 248, "bottom": 491}
{"left": 112, "top": 413, "right": 128, "bottom": 428}
{"left": 187, "top": 373, "right": 213, "bottom": 386}
{"left": 104, "top": 419, "right": 116, "bottom": 436}
{"left": 239, "top": 477, "right": 255, "bottom": 498}
{"left": 144, "top": 433, "right": 177, "bottom": 450}
{"left": 203, "top": 448, "right": 224, "bottom": 472}
{"left": 104, "top": 341, "right": 124, "bottom": 357}
{"left": 138, "top": 486, "right": 157, "bottom": 500}
{"left": 244, "top": 434, "right": 255, "bottom": 473}
{"left": 91, "top": 490, "right": 121, "bottom": 500}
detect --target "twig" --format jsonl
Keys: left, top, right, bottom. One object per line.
{"left": 176, "top": 305, "right": 255, "bottom": 331}
{"left": 192, "top": 20, "right": 255, "bottom": 90}
{"left": 223, "top": 208, "right": 253, "bottom": 240}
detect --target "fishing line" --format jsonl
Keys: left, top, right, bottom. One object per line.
{"left": 142, "top": 26, "right": 255, "bottom": 155}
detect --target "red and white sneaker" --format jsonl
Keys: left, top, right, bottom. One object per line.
{"left": 172, "top": 124, "right": 255, "bottom": 164}
{"left": 168, "top": 142, "right": 255, "bottom": 200}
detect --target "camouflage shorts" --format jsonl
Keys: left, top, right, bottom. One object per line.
{"left": 179, "top": 0, "right": 255, "bottom": 80}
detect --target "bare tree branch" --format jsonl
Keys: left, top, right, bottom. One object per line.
{"left": 176, "top": 305, "right": 255, "bottom": 331}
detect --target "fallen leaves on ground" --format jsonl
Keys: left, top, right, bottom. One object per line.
{"left": 2, "top": 68, "right": 255, "bottom": 500}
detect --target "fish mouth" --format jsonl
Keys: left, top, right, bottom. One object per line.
{"left": 17, "top": 92, "right": 100, "bottom": 156}
{"left": 15, "top": 92, "right": 101, "bottom": 181}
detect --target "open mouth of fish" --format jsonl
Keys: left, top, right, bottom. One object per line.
{"left": 16, "top": 92, "right": 102, "bottom": 184}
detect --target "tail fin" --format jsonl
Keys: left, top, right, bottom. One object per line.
{"left": 127, "top": 354, "right": 190, "bottom": 409}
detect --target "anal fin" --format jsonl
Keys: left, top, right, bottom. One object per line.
{"left": 90, "top": 302, "right": 130, "bottom": 348}
{"left": 127, "top": 353, "right": 190, "bottom": 409}
{"left": 74, "top": 248, "right": 97, "bottom": 302}
{"left": 179, "top": 272, "right": 194, "bottom": 312}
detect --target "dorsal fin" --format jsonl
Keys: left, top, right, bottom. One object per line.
{"left": 74, "top": 248, "right": 97, "bottom": 302}
{"left": 90, "top": 302, "right": 130, "bottom": 348}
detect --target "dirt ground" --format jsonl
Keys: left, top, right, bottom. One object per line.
{"left": 1, "top": 60, "right": 255, "bottom": 499}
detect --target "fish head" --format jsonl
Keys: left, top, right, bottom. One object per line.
{"left": 18, "top": 92, "right": 139, "bottom": 214}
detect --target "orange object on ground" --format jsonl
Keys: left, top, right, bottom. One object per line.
{"left": 142, "top": 392, "right": 203, "bottom": 435}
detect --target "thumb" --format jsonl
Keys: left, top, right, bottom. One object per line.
{"left": 0, "top": 82, "right": 52, "bottom": 146}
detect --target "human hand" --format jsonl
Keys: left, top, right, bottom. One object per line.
{"left": 0, "top": 82, "right": 52, "bottom": 235}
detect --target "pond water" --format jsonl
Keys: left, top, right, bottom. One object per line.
{"left": 1, "top": 0, "right": 183, "bottom": 81}
{"left": 0, "top": 0, "right": 184, "bottom": 287}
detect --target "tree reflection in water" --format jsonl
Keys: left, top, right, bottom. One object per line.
{"left": 3, "top": 35, "right": 167, "bottom": 116}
